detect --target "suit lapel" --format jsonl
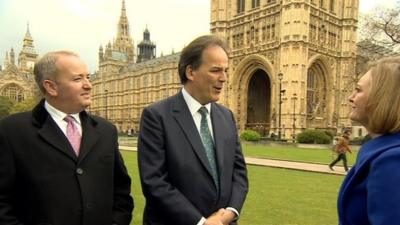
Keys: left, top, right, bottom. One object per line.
{"left": 172, "top": 93, "right": 215, "bottom": 179}
{"left": 77, "top": 112, "right": 100, "bottom": 162}
{"left": 210, "top": 103, "right": 225, "bottom": 175}
{"left": 33, "top": 101, "right": 77, "bottom": 161}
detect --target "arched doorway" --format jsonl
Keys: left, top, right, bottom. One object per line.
{"left": 246, "top": 69, "right": 271, "bottom": 136}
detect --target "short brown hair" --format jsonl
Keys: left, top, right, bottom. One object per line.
{"left": 178, "top": 35, "right": 228, "bottom": 84}
{"left": 366, "top": 56, "right": 400, "bottom": 134}
{"left": 34, "top": 51, "right": 79, "bottom": 93}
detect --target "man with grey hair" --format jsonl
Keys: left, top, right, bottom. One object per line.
{"left": 0, "top": 51, "right": 134, "bottom": 225}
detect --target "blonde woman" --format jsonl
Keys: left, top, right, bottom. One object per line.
{"left": 337, "top": 57, "right": 400, "bottom": 224}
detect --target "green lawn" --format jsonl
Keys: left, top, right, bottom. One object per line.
{"left": 118, "top": 136, "right": 358, "bottom": 166}
{"left": 122, "top": 151, "right": 344, "bottom": 225}
{"left": 242, "top": 144, "right": 358, "bottom": 166}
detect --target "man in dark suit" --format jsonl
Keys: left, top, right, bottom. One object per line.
{"left": 138, "top": 35, "right": 248, "bottom": 225}
{"left": 0, "top": 51, "right": 134, "bottom": 225}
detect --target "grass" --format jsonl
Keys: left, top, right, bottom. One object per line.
{"left": 242, "top": 144, "right": 358, "bottom": 166}
{"left": 118, "top": 136, "right": 358, "bottom": 166}
{"left": 122, "top": 151, "right": 344, "bottom": 225}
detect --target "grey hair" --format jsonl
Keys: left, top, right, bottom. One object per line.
{"left": 33, "top": 50, "right": 79, "bottom": 93}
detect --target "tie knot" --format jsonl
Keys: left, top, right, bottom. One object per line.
{"left": 64, "top": 115, "right": 75, "bottom": 123}
{"left": 198, "top": 106, "right": 208, "bottom": 117}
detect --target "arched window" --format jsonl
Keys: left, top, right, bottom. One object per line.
{"left": 307, "top": 62, "right": 327, "bottom": 119}
{"left": 1, "top": 83, "right": 24, "bottom": 102}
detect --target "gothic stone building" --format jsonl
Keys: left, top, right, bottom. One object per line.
{"left": 91, "top": 0, "right": 359, "bottom": 139}
{"left": 0, "top": 25, "right": 38, "bottom": 103}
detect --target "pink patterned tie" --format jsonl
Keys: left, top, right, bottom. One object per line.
{"left": 64, "top": 115, "right": 81, "bottom": 155}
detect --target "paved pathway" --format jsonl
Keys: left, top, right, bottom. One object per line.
{"left": 245, "top": 157, "right": 347, "bottom": 175}
{"left": 119, "top": 146, "right": 347, "bottom": 176}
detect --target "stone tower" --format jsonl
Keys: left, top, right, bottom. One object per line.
{"left": 18, "top": 23, "right": 38, "bottom": 72}
{"left": 98, "top": 0, "right": 135, "bottom": 75}
{"left": 136, "top": 27, "right": 156, "bottom": 63}
{"left": 210, "top": 0, "right": 359, "bottom": 139}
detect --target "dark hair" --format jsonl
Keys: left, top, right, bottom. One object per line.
{"left": 178, "top": 35, "right": 228, "bottom": 84}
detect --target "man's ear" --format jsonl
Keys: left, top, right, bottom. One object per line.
{"left": 185, "top": 65, "right": 195, "bottom": 81}
{"left": 43, "top": 80, "right": 58, "bottom": 97}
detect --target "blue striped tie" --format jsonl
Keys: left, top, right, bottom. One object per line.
{"left": 198, "top": 106, "right": 219, "bottom": 191}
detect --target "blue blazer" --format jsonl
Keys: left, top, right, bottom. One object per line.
{"left": 338, "top": 132, "right": 400, "bottom": 225}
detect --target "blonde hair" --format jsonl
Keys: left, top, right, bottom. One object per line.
{"left": 33, "top": 50, "right": 79, "bottom": 93}
{"left": 366, "top": 56, "right": 400, "bottom": 134}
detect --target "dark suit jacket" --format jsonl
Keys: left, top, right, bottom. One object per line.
{"left": 138, "top": 92, "right": 248, "bottom": 225}
{"left": 0, "top": 100, "right": 133, "bottom": 225}
{"left": 338, "top": 132, "right": 400, "bottom": 225}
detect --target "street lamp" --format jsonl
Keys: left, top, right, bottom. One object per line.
{"left": 104, "top": 89, "right": 108, "bottom": 120}
{"left": 278, "top": 72, "right": 285, "bottom": 141}
{"left": 292, "top": 93, "right": 298, "bottom": 143}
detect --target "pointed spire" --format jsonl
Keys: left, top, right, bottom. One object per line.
{"left": 144, "top": 26, "right": 150, "bottom": 40}
{"left": 24, "top": 22, "right": 33, "bottom": 40}
{"left": 99, "top": 44, "right": 104, "bottom": 62}
{"left": 121, "top": 0, "right": 127, "bottom": 17}
{"left": 20, "top": 22, "right": 37, "bottom": 55}
{"left": 114, "top": 0, "right": 135, "bottom": 62}
{"left": 5, "top": 51, "right": 9, "bottom": 62}
{"left": 10, "top": 48, "right": 15, "bottom": 65}
{"left": 117, "top": 0, "right": 130, "bottom": 37}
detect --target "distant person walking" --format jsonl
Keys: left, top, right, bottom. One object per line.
{"left": 329, "top": 131, "right": 352, "bottom": 171}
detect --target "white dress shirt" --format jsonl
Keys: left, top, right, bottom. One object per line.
{"left": 44, "top": 101, "right": 82, "bottom": 136}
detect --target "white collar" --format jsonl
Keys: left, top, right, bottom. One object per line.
{"left": 181, "top": 87, "right": 211, "bottom": 116}
{"left": 44, "top": 101, "right": 81, "bottom": 124}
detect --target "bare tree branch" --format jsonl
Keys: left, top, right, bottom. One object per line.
{"left": 359, "top": 7, "right": 400, "bottom": 51}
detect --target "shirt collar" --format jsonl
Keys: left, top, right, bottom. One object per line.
{"left": 44, "top": 101, "right": 81, "bottom": 124}
{"left": 182, "top": 87, "right": 211, "bottom": 116}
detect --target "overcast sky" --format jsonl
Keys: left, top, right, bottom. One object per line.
{"left": 0, "top": 0, "right": 398, "bottom": 72}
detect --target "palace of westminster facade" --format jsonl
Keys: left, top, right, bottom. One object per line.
{"left": 1, "top": 0, "right": 361, "bottom": 139}
{"left": 0, "top": 25, "right": 38, "bottom": 104}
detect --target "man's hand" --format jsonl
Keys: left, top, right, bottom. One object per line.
{"left": 221, "top": 209, "right": 236, "bottom": 225}
{"left": 204, "top": 208, "right": 226, "bottom": 225}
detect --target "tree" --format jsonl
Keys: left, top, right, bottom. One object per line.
{"left": 10, "top": 97, "right": 39, "bottom": 114}
{"left": 0, "top": 96, "right": 15, "bottom": 119}
{"left": 359, "top": 6, "right": 400, "bottom": 52}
